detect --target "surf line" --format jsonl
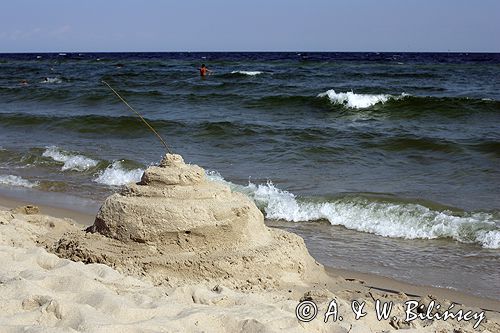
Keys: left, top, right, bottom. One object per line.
{"left": 101, "top": 80, "right": 173, "bottom": 154}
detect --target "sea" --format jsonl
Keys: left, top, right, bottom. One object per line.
{"left": 0, "top": 52, "right": 499, "bottom": 299}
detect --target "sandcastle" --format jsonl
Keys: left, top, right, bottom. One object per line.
{"left": 54, "top": 154, "right": 325, "bottom": 289}
{"left": 90, "top": 154, "right": 271, "bottom": 248}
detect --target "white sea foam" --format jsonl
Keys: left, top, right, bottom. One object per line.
{"left": 94, "top": 161, "right": 143, "bottom": 186}
{"left": 40, "top": 77, "right": 62, "bottom": 84}
{"left": 42, "top": 146, "right": 98, "bottom": 171}
{"left": 208, "top": 173, "right": 500, "bottom": 249}
{"left": 318, "top": 90, "right": 407, "bottom": 109}
{"left": 231, "top": 70, "right": 263, "bottom": 76}
{"left": 0, "top": 175, "right": 39, "bottom": 188}
{"left": 476, "top": 230, "right": 500, "bottom": 249}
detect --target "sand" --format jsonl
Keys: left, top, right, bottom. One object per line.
{"left": 0, "top": 154, "right": 499, "bottom": 332}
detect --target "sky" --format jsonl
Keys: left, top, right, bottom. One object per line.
{"left": 1, "top": 0, "right": 499, "bottom": 53}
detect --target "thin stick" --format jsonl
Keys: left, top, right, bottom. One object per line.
{"left": 101, "top": 80, "right": 172, "bottom": 154}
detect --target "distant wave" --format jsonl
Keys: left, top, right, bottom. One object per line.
{"left": 0, "top": 86, "right": 164, "bottom": 105}
{"left": 348, "top": 72, "right": 441, "bottom": 79}
{"left": 42, "top": 146, "right": 98, "bottom": 172}
{"left": 0, "top": 175, "right": 39, "bottom": 188}
{"left": 389, "top": 95, "right": 500, "bottom": 111}
{"left": 207, "top": 172, "right": 500, "bottom": 249}
{"left": 218, "top": 71, "right": 266, "bottom": 79}
{"left": 0, "top": 113, "right": 185, "bottom": 136}
{"left": 2, "top": 114, "right": 499, "bottom": 158}
{"left": 249, "top": 92, "right": 498, "bottom": 113}
{"left": 471, "top": 141, "right": 500, "bottom": 158}
{"left": 230, "top": 70, "right": 263, "bottom": 76}
{"left": 375, "top": 136, "right": 463, "bottom": 153}
{"left": 318, "top": 90, "right": 408, "bottom": 109}
{"left": 93, "top": 161, "right": 143, "bottom": 186}
{"left": 247, "top": 94, "right": 328, "bottom": 109}
{"left": 40, "top": 77, "right": 62, "bottom": 84}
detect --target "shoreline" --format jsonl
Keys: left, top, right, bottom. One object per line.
{"left": 0, "top": 192, "right": 97, "bottom": 226}
{"left": 1, "top": 190, "right": 498, "bottom": 312}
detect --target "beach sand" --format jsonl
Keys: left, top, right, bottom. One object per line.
{"left": 0, "top": 155, "right": 499, "bottom": 332}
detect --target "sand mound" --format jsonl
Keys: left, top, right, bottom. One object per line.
{"left": 52, "top": 154, "right": 325, "bottom": 289}
{"left": 0, "top": 242, "right": 332, "bottom": 333}
{"left": 2, "top": 209, "right": 496, "bottom": 332}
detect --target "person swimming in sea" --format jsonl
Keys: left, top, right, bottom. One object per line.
{"left": 199, "top": 64, "right": 211, "bottom": 77}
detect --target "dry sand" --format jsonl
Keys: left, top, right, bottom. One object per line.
{"left": 0, "top": 154, "right": 499, "bottom": 332}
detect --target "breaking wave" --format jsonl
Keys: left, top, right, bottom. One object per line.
{"left": 42, "top": 146, "right": 98, "bottom": 172}
{"left": 0, "top": 175, "right": 39, "bottom": 188}
{"left": 40, "top": 77, "right": 62, "bottom": 84}
{"left": 318, "top": 90, "right": 408, "bottom": 109}
{"left": 230, "top": 70, "right": 263, "bottom": 76}
{"left": 207, "top": 172, "right": 500, "bottom": 249}
{"left": 93, "top": 161, "right": 143, "bottom": 186}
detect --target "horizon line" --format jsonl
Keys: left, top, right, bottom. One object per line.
{"left": 1, "top": 50, "right": 500, "bottom": 54}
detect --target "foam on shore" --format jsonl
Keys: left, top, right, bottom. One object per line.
{"left": 207, "top": 172, "right": 500, "bottom": 249}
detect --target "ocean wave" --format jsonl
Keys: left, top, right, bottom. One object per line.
{"left": 207, "top": 172, "right": 500, "bottom": 249}
{"left": 196, "top": 121, "right": 260, "bottom": 138}
{"left": 0, "top": 175, "right": 39, "bottom": 188}
{"left": 318, "top": 90, "right": 408, "bottom": 109}
{"left": 230, "top": 70, "right": 263, "bottom": 76}
{"left": 0, "top": 113, "right": 185, "bottom": 136}
{"left": 245, "top": 92, "right": 499, "bottom": 113}
{"left": 365, "top": 72, "right": 440, "bottom": 79}
{"left": 471, "top": 141, "right": 500, "bottom": 158}
{"left": 375, "top": 137, "right": 462, "bottom": 153}
{"left": 42, "top": 146, "right": 98, "bottom": 172}
{"left": 40, "top": 77, "right": 62, "bottom": 84}
{"left": 247, "top": 94, "right": 328, "bottom": 109}
{"left": 93, "top": 161, "right": 143, "bottom": 186}
{"left": 0, "top": 85, "right": 165, "bottom": 105}
{"left": 364, "top": 95, "right": 500, "bottom": 120}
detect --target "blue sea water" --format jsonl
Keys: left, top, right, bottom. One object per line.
{"left": 0, "top": 52, "right": 499, "bottom": 298}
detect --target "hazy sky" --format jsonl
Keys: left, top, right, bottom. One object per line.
{"left": 1, "top": 0, "right": 499, "bottom": 52}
